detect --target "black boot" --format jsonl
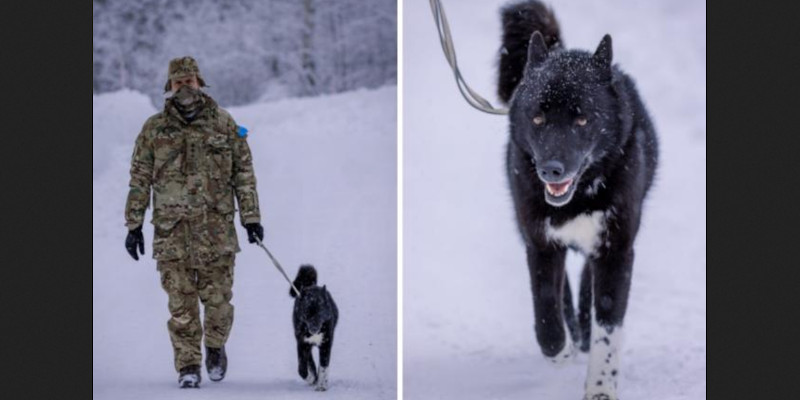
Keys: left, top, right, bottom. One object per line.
{"left": 178, "top": 365, "right": 201, "bottom": 388}
{"left": 206, "top": 346, "right": 228, "bottom": 382}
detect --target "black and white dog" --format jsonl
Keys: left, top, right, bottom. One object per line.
{"left": 290, "top": 265, "right": 338, "bottom": 391}
{"left": 498, "top": 1, "right": 658, "bottom": 399}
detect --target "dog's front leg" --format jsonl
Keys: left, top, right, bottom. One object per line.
{"left": 526, "top": 244, "right": 574, "bottom": 364}
{"left": 583, "top": 246, "right": 634, "bottom": 400}
{"left": 297, "top": 341, "right": 317, "bottom": 385}
{"left": 315, "top": 331, "right": 334, "bottom": 391}
{"left": 577, "top": 260, "right": 594, "bottom": 352}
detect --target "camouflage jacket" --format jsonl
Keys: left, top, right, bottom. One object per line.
{"left": 125, "top": 94, "right": 261, "bottom": 261}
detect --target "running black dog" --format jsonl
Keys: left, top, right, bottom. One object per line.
{"left": 290, "top": 265, "right": 338, "bottom": 391}
{"left": 498, "top": 1, "right": 658, "bottom": 399}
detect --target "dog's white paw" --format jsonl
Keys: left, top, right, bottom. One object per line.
{"left": 304, "top": 364, "right": 317, "bottom": 385}
{"left": 314, "top": 366, "right": 329, "bottom": 391}
{"left": 545, "top": 339, "right": 576, "bottom": 366}
{"left": 208, "top": 366, "right": 224, "bottom": 382}
{"left": 584, "top": 318, "right": 622, "bottom": 400}
{"left": 583, "top": 392, "right": 617, "bottom": 400}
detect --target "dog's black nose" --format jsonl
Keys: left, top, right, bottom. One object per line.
{"left": 537, "top": 160, "right": 565, "bottom": 182}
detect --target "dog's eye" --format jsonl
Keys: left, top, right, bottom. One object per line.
{"left": 575, "top": 116, "right": 588, "bottom": 126}
{"left": 533, "top": 115, "right": 545, "bottom": 126}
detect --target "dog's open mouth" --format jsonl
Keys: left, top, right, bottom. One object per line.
{"left": 538, "top": 157, "right": 591, "bottom": 207}
{"left": 545, "top": 179, "right": 573, "bottom": 197}
{"left": 543, "top": 176, "right": 580, "bottom": 207}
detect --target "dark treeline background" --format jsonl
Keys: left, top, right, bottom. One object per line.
{"left": 93, "top": 0, "right": 397, "bottom": 106}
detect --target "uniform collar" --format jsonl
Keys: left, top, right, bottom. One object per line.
{"left": 164, "top": 92, "right": 218, "bottom": 126}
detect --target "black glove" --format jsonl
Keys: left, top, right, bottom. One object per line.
{"left": 245, "top": 223, "right": 264, "bottom": 244}
{"left": 125, "top": 226, "right": 145, "bottom": 261}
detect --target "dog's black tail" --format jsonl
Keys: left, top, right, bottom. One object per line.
{"left": 497, "top": 0, "right": 562, "bottom": 104}
{"left": 291, "top": 264, "right": 317, "bottom": 298}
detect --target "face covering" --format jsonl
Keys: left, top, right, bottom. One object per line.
{"left": 170, "top": 85, "right": 204, "bottom": 121}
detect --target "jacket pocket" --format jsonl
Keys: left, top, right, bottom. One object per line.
{"left": 153, "top": 130, "right": 185, "bottom": 180}
{"left": 206, "top": 135, "right": 235, "bottom": 212}
{"left": 214, "top": 194, "right": 236, "bottom": 214}
{"left": 206, "top": 211, "right": 240, "bottom": 256}
{"left": 207, "top": 135, "right": 233, "bottom": 178}
{"left": 151, "top": 217, "right": 186, "bottom": 261}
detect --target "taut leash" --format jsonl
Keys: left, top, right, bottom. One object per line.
{"left": 254, "top": 237, "right": 302, "bottom": 297}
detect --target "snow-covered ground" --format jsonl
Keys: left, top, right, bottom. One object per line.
{"left": 93, "top": 87, "right": 397, "bottom": 399}
{"left": 404, "top": 1, "right": 705, "bottom": 399}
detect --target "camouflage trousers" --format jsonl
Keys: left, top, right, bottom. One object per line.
{"left": 157, "top": 253, "right": 235, "bottom": 371}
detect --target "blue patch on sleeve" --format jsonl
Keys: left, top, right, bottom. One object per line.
{"left": 237, "top": 125, "right": 249, "bottom": 138}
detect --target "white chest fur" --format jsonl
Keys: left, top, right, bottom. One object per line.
{"left": 545, "top": 211, "right": 606, "bottom": 254}
{"left": 304, "top": 332, "right": 325, "bottom": 346}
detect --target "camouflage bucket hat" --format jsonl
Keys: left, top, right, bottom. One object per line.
{"left": 164, "top": 56, "right": 208, "bottom": 92}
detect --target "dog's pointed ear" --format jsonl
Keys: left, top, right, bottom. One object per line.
{"left": 526, "top": 31, "right": 549, "bottom": 69}
{"left": 593, "top": 34, "right": 613, "bottom": 68}
{"left": 322, "top": 285, "right": 327, "bottom": 293}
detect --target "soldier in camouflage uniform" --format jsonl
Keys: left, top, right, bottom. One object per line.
{"left": 124, "top": 56, "right": 264, "bottom": 388}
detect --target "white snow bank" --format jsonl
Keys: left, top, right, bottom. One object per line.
{"left": 93, "top": 90, "right": 157, "bottom": 177}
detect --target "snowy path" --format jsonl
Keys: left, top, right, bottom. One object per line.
{"left": 403, "top": 1, "right": 705, "bottom": 399}
{"left": 93, "top": 87, "right": 397, "bottom": 399}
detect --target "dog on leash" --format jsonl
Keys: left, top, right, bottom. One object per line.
{"left": 290, "top": 265, "right": 339, "bottom": 391}
{"left": 498, "top": 1, "right": 658, "bottom": 399}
